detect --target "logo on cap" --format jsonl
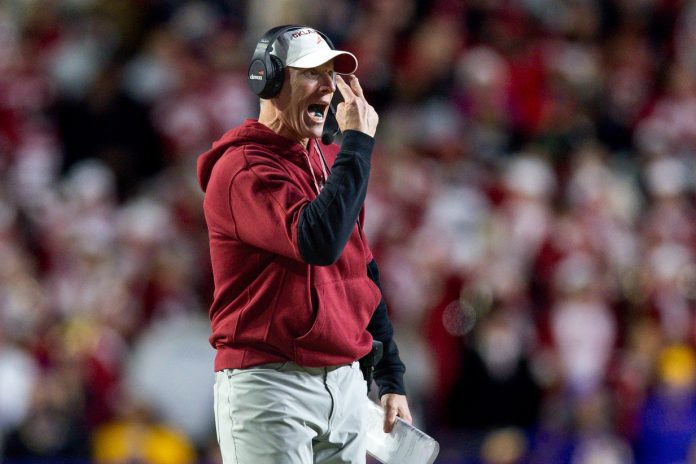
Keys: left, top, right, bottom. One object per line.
{"left": 291, "top": 29, "right": 314, "bottom": 39}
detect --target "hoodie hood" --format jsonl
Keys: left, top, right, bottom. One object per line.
{"left": 197, "top": 119, "right": 308, "bottom": 192}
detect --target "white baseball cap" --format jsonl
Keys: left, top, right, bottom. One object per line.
{"left": 272, "top": 28, "right": 358, "bottom": 74}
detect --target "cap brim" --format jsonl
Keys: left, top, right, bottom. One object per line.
{"left": 286, "top": 50, "right": 358, "bottom": 75}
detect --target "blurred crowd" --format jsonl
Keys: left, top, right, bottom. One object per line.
{"left": 1, "top": 0, "right": 696, "bottom": 463}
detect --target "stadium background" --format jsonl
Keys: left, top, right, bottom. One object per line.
{"left": 1, "top": 0, "right": 696, "bottom": 462}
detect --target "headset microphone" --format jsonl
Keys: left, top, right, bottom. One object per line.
{"left": 321, "top": 104, "right": 341, "bottom": 145}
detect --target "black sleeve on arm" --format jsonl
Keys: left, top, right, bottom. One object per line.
{"left": 298, "top": 131, "right": 374, "bottom": 265}
{"left": 367, "top": 259, "right": 407, "bottom": 397}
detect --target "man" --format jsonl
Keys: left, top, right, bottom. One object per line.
{"left": 197, "top": 25, "right": 411, "bottom": 464}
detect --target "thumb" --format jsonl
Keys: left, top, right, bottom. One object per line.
{"left": 383, "top": 406, "right": 397, "bottom": 433}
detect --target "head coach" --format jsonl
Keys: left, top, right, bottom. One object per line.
{"left": 197, "top": 24, "right": 411, "bottom": 463}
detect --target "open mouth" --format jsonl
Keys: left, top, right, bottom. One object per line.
{"left": 307, "top": 103, "right": 328, "bottom": 123}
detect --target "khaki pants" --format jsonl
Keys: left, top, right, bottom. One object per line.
{"left": 214, "top": 361, "right": 367, "bottom": 464}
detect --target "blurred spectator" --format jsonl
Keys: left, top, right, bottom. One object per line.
{"left": 445, "top": 307, "right": 542, "bottom": 430}
{"left": 54, "top": 64, "right": 166, "bottom": 201}
{"left": 3, "top": 364, "right": 89, "bottom": 460}
{"left": 0, "top": 334, "right": 38, "bottom": 442}
{"left": 634, "top": 344, "right": 696, "bottom": 463}
{"left": 125, "top": 314, "right": 215, "bottom": 445}
{"left": 480, "top": 427, "right": 528, "bottom": 464}
{"left": 92, "top": 398, "right": 196, "bottom": 464}
{"left": 550, "top": 252, "right": 617, "bottom": 395}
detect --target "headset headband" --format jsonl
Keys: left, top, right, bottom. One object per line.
{"left": 248, "top": 25, "right": 335, "bottom": 98}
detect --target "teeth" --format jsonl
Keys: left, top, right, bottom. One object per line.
{"left": 308, "top": 104, "right": 325, "bottom": 120}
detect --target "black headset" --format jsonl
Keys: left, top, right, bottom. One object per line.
{"left": 248, "top": 25, "right": 335, "bottom": 99}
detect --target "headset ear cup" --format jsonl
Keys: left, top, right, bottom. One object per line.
{"left": 248, "top": 24, "right": 302, "bottom": 98}
{"left": 248, "top": 58, "right": 269, "bottom": 97}
{"left": 266, "top": 54, "right": 285, "bottom": 98}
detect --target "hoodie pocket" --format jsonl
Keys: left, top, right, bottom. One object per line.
{"left": 293, "top": 277, "right": 380, "bottom": 365}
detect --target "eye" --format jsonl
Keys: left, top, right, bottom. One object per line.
{"left": 305, "top": 69, "right": 320, "bottom": 78}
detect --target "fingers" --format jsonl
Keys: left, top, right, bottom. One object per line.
{"left": 380, "top": 394, "right": 412, "bottom": 433}
{"left": 400, "top": 406, "right": 413, "bottom": 425}
{"left": 345, "top": 74, "right": 363, "bottom": 97}
{"left": 335, "top": 75, "right": 355, "bottom": 102}
{"left": 334, "top": 74, "right": 378, "bottom": 136}
{"left": 383, "top": 405, "right": 398, "bottom": 433}
{"left": 335, "top": 74, "right": 364, "bottom": 100}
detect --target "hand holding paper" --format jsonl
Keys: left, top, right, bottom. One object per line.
{"left": 365, "top": 400, "right": 440, "bottom": 464}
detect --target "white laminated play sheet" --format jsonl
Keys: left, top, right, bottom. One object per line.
{"left": 365, "top": 400, "right": 440, "bottom": 464}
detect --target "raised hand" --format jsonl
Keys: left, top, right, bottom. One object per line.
{"left": 335, "top": 75, "right": 379, "bottom": 137}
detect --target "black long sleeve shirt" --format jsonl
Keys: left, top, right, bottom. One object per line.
{"left": 297, "top": 131, "right": 406, "bottom": 396}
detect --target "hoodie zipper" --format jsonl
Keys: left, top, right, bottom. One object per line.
{"left": 303, "top": 145, "right": 327, "bottom": 196}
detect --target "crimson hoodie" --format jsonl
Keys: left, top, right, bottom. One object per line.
{"left": 197, "top": 119, "right": 384, "bottom": 371}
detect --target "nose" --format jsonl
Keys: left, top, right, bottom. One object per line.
{"left": 320, "top": 71, "right": 336, "bottom": 93}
